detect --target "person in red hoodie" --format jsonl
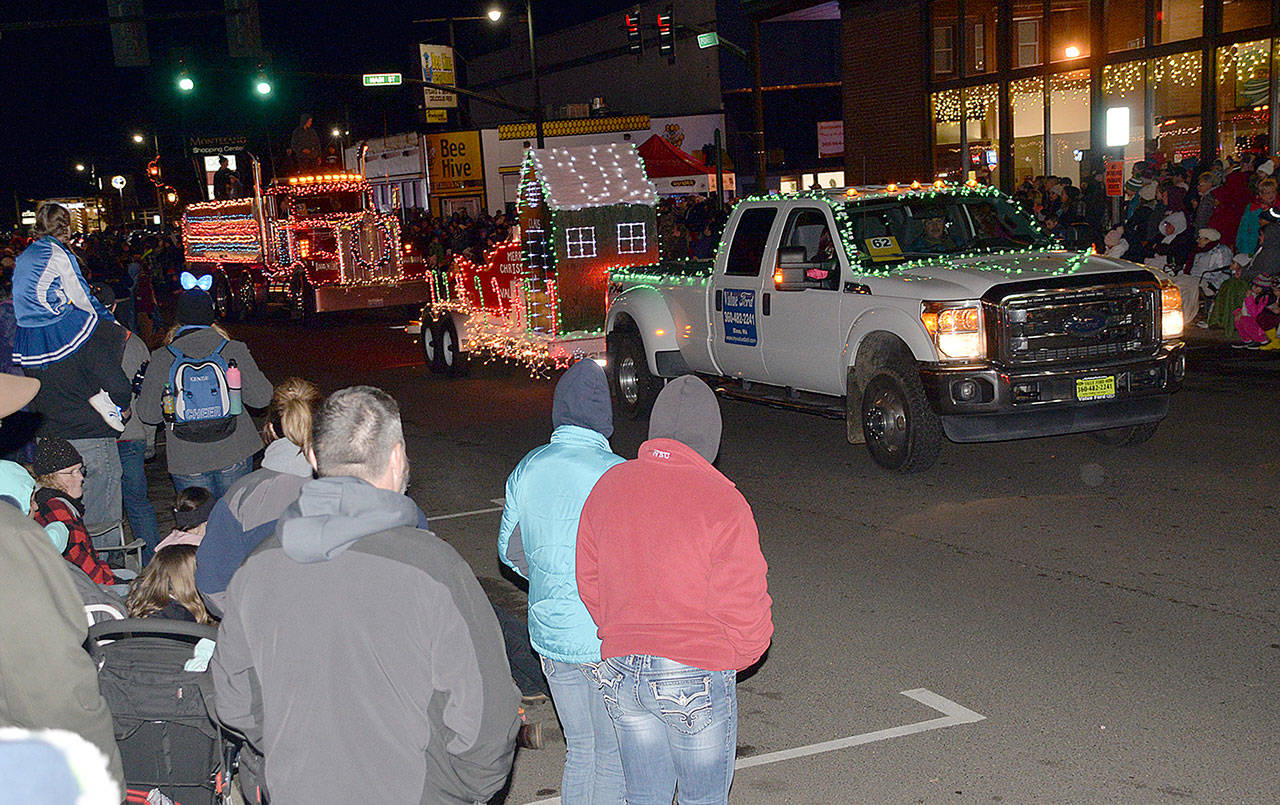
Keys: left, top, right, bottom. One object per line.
{"left": 577, "top": 375, "right": 772, "bottom": 805}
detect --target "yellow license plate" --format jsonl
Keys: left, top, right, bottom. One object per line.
{"left": 1076, "top": 375, "right": 1116, "bottom": 401}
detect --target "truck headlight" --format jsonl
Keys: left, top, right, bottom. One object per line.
{"left": 1161, "top": 285, "right": 1183, "bottom": 339}
{"left": 922, "top": 302, "right": 985, "bottom": 360}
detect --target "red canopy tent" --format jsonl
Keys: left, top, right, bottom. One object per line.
{"left": 636, "top": 134, "right": 735, "bottom": 196}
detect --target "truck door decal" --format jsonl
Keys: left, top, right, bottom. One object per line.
{"left": 721, "top": 289, "right": 758, "bottom": 346}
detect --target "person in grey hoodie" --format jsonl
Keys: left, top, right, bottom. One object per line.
{"left": 210, "top": 385, "right": 520, "bottom": 804}
{"left": 137, "top": 288, "right": 272, "bottom": 497}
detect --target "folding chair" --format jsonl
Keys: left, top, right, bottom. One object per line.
{"left": 90, "top": 520, "right": 145, "bottom": 576}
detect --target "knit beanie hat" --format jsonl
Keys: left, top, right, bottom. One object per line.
{"left": 1198, "top": 227, "right": 1221, "bottom": 242}
{"left": 33, "top": 437, "right": 83, "bottom": 477}
{"left": 177, "top": 289, "right": 216, "bottom": 326}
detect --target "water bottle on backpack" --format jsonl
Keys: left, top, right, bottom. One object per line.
{"left": 227, "top": 359, "right": 243, "bottom": 416}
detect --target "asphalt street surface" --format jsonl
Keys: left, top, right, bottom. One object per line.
{"left": 233, "top": 312, "right": 1279, "bottom": 804}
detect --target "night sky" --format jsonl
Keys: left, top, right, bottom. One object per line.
{"left": 2, "top": 0, "right": 633, "bottom": 227}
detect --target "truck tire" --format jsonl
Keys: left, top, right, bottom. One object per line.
{"left": 1087, "top": 421, "right": 1159, "bottom": 446}
{"left": 610, "top": 332, "right": 661, "bottom": 420}
{"left": 439, "top": 317, "right": 469, "bottom": 377}
{"left": 422, "top": 318, "right": 445, "bottom": 374}
{"left": 236, "top": 280, "right": 258, "bottom": 321}
{"left": 860, "top": 362, "right": 943, "bottom": 472}
{"left": 210, "top": 274, "right": 234, "bottom": 321}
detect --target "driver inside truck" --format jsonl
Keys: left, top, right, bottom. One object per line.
{"left": 911, "top": 215, "right": 958, "bottom": 253}
{"left": 804, "top": 229, "right": 839, "bottom": 289}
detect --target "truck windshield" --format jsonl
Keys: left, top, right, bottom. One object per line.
{"left": 841, "top": 195, "right": 1055, "bottom": 264}
{"left": 286, "top": 191, "right": 364, "bottom": 217}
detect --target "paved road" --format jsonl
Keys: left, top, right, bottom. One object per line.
{"left": 237, "top": 314, "right": 1280, "bottom": 803}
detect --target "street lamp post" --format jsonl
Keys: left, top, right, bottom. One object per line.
{"left": 524, "top": 0, "right": 543, "bottom": 148}
{"left": 132, "top": 131, "right": 166, "bottom": 230}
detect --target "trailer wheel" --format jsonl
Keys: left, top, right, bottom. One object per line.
{"left": 610, "top": 331, "right": 661, "bottom": 420}
{"left": 1087, "top": 421, "right": 1159, "bottom": 446}
{"left": 422, "top": 318, "right": 445, "bottom": 373}
{"left": 439, "top": 317, "right": 469, "bottom": 377}
{"left": 860, "top": 361, "right": 942, "bottom": 472}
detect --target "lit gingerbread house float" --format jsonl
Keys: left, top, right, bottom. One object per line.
{"left": 421, "top": 143, "right": 658, "bottom": 372}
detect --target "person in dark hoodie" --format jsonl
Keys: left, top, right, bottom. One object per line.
{"left": 577, "top": 376, "right": 773, "bottom": 805}
{"left": 210, "top": 385, "right": 520, "bottom": 804}
{"left": 195, "top": 377, "right": 319, "bottom": 613}
{"left": 499, "top": 359, "right": 626, "bottom": 803}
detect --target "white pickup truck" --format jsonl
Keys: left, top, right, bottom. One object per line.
{"left": 605, "top": 185, "right": 1185, "bottom": 472}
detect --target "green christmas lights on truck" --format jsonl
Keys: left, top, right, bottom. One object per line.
{"left": 605, "top": 184, "right": 1186, "bottom": 472}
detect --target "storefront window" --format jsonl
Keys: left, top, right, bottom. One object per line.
{"left": 1012, "top": 0, "right": 1043, "bottom": 68}
{"left": 1051, "top": 0, "right": 1091, "bottom": 61}
{"left": 1149, "top": 51, "right": 1202, "bottom": 164}
{"left": 933, "top": 89, "right": 964, "bottom": 181}
{"left": 1222, "top": 0, "right": 1271, "bottom": 33}
{"left": 1103, "top": 61, "right": 1148, "bottom": 165}
{"left": 964, "top": 83, "right": 1001, "bottom": 184}
{"left": 1011, "top": 77, "right": 1046, "bottom": 182}
{"left": 1049, "top": 70, "right": 1091, "bottom": 178}
{"left": 1218, "top": 40, "right": 1272, "bottom": 160}
{"left": 1105, "top": 0, "right": 1146, "bottom": 52}
{"left": 1156, "top": 0, "right": 1201, "bottom": 44}
{"left": 966, "top": 0, "right": 999, "bottom": 73}
{"left": 933, "top": 0, "right": 959, "bottom": 77}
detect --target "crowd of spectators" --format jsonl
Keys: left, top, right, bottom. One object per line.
{"left": 0, "top": 197, "right": 771, "bottom": 803}
{"left": 401, "top": 207, "right": 515, "bottom": 269}
{"left": 1013, "top": 154, "right": 1280, "bottom": 348}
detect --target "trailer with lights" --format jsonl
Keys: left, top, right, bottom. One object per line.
{"left": 180, "top": 168, "right": 429, "bottom": 320}
{"left": 605, "top": 182, "right": 1186, "bottom": 472}
{"left": 411, "top": 143, "right": 659, "bottom": 374}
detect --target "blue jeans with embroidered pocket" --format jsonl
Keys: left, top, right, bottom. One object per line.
{"left": 599, "top": 654, "right": 737, "bottom": 805}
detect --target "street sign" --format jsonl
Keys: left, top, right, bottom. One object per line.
{"left": 1105, "top": 160, "right": 1124, "bottom": 197}
{"left": 419, "top": 44, "right": 457, "bottom": 109}
{"left": 363, "top": 72, "right": 403, "bottom": 87}
{"left": 697, "top": 32, "right": 719, "bottom": 48}
{"left": 111, "top": 175, "right": 127, "bottom": 190}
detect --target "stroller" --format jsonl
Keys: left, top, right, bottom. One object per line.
{"left": 88, "top": 619, "right": 235, "bottom": 805}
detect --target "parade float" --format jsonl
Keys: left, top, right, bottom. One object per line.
{"left": 181, "top": 164, "right": 430, "bottom": 320}
{"left": 413, "top": 143, "right": 659, "bottom": 374}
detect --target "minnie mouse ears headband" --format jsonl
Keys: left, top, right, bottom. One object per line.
{"left": 180, "top": 271, "right": 214, "bottom": 292}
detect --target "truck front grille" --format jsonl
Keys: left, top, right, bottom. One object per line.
{"left": 999, "top": 285, "right": 1159, "bottom": 366}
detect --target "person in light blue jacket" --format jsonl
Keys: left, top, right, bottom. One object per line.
{"left": 499, "top": 358, "right": 626, "bottom": 804}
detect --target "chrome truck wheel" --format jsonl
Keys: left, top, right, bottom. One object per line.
{"left": 608, "top": 331, "right": 660, "bottom": 420}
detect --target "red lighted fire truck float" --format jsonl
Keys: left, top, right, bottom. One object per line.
{"left": 180, "top": 165, "right": 431, "bottom": 320}
{"left": 411, "top": 143, "right": 659, "bottom": 375}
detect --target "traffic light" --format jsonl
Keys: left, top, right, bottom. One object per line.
{"left": 625, "top": 12, "right": 643, "bottom": 54}
{"left": 146, "top": 158, "right": 162, "bottom": 185}
{"left": 176, "top": 65, "right": 195, "bottom": 93}
{"left": 254, "top": 71, "right": 273, "bottom": 96}
{"left": 657, "top": 8, "right": 675, "bottom": 60}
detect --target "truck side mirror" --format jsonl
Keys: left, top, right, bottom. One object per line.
{"left": 774, "top": 246, "right": 813, "bottom": 290}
